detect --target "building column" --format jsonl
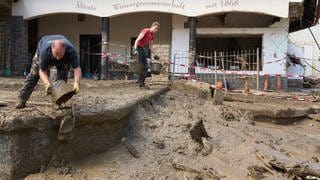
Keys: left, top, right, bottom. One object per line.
{"left": 189, "top": 17, "right": 197, "bottom": 52}
{"left": 188, "top": 17, "right": 197, "bottom": 78}
{"left": 100, "top": 17, "right": 109, "bottom": 80}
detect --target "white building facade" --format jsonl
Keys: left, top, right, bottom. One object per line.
{"left": 6, "top": 0, "right": 308, "bottom": 88}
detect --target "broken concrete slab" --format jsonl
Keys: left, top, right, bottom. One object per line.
{"left": 226, "top": 100, "right": 320, "bottom": 122}
{"left": 170, "top": 80, "right": 211, "bottom": 99}
{"left": 213, "top": 89, "right": 224, "bottom": 105}
{"left": 307, "top": 113, "right": 320, "bottom": 122}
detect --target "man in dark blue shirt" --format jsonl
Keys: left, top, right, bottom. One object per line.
{"left": 16, "top": 35, "right": 82, "bottom": 109}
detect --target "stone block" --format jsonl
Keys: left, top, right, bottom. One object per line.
{"left": 213, "top": 89, "right": 224, "bottom": 105}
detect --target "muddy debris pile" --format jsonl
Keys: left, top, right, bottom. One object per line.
{"left": 0, "top": 78, "right": 319, "bottom": 179}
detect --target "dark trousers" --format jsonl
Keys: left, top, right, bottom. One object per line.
{"left": 137, "top": 47, "right": 150, "bottom": 86}
{"left": 17, "top": 52, "right": 69, "bottom": 104}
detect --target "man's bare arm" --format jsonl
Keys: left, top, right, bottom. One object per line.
{"left": 39, "top": 69, "right": 50, "bottom": 84}
{"left": 73, "top": 67, "right": 82, "bottom": 84}
{"left": 134, "top": 33, "right": 145, "bottom": 49}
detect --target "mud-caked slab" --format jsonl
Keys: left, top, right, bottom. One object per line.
{"left": 0, "top": 78, "right": 168, "bottom": 179}
{"left": 170, "top": 80, "right": 211, "bottom": 99}
{"left": 225, "top": 95, "right": 320, "bottom": 123}
{"left": 213, "top": 89, "right": 224, "bottom": 105}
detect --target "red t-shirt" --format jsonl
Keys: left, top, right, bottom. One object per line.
{"left": 137, "top": 28, "right": 154, "bottom": 48}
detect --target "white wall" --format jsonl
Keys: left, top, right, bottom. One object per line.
{"left": 303, "top": 46, "right": 313, "bottom": 76}
{"left": 171, "top": 15, "right": 189, "bottom": 74}
{"left": 289, "top": 24, "right": 320, "bottom": 77}
{"left": 262, "top": 19, "right": 289, "bottom": 75}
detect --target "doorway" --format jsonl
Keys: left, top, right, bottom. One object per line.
{"left": 79, "top": 35, "right": 101, "bottom": 77}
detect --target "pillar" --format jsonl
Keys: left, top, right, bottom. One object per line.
{"left": 188, "top": 17, "right": 197, "bottom": 79}
{"left": 189, "top": 17, "right": 197, "bottom": 52}
{"left": 100, "top": 17, "right": 109, "bottom": 80}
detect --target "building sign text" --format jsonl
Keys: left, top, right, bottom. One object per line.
{"left": 205, "top": 0, "right": 239, "bottom": 9}
{"left": 75, "top": 0, "right": 97, "bottom": 11}
{"left": 112, "top": 0, "right": 185, "bottom": 11}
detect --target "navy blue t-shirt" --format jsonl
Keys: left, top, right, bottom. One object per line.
{"left": 38, "top": 35, "right": 80, "bottom": 71}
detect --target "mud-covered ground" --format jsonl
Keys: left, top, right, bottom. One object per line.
{"left": 1, "top": 77, "right": 320, "bottom": 180}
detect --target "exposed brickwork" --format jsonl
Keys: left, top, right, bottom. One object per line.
{"left": 0, "top": 2, "right": 28, "bottom": 76}
{"left": 0, "top": 15, "right": 28, "bottom": 75}
{"left": 9, "top": 16, "right": 29, "bottom": 75}
{"left": 0, "top": 3, "right": 11, "bottom": 74}
{"left": 153, "top": 44, "right": 170, "bottom": 74}
{"left": 0, "top": 18, "right": 11, "bottom": 73}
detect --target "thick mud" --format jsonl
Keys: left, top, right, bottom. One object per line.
{"left": 0, "top": 77, "right": 319, "bottom": 179}
{"left": 25, "top": 91, "right": 320, "bottom": 179}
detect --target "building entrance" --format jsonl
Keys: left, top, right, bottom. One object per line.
{"left": 79, "top": 35, "right": 101, "bottom": 77}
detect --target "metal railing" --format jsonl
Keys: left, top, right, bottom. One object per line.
{"left": 195, "top": 49, "right": 261, "bottom": 71}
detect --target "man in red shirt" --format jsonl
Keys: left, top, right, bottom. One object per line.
{"left": 133, "top": 21, "right": 160, "bottom": 88}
